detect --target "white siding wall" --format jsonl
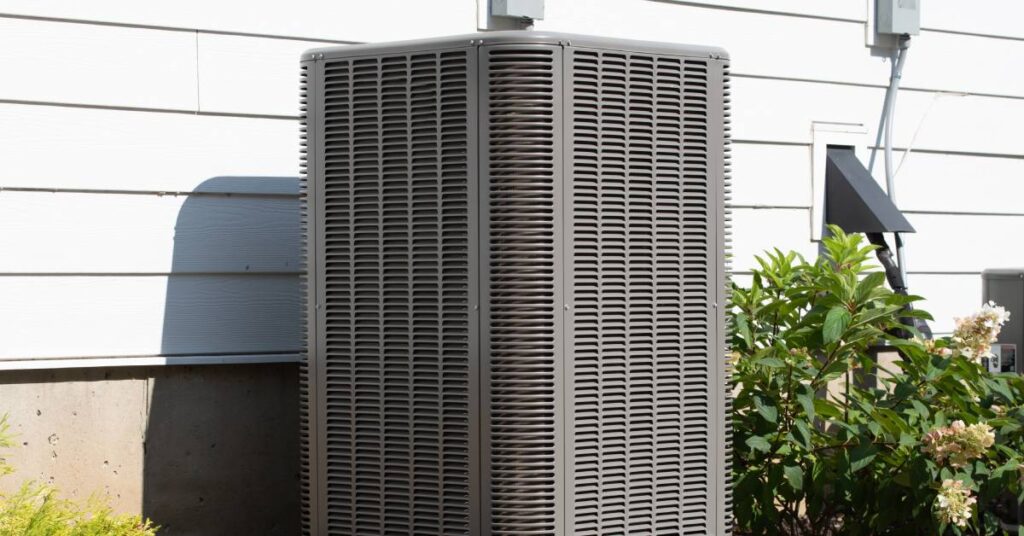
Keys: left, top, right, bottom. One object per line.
{"left": 1, "top": 0, "right": 1020, "bottom": 367}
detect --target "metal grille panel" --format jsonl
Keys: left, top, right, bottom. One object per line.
{"left": 483, "top": 46, "right": 559, "bottom": 536}
{"left": 569, "top": 48, "right": 714, "bottom": 535}
{"left": 304, "top": 33, "right": 730, "bottom": 536}
{"left": 298, "top": 62, "right": 313, "bottom": 536}
{"left": 721, "top": 61, "right": 734, "bottom": 534}
{"left": 318, "top": 50, "right": 472, "bottom": 535}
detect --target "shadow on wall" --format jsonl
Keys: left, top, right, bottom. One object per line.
{"left": 146, "top": 177, "right": 302, "bottom": 535}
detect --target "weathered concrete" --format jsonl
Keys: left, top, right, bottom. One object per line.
{"left": 0, "top": 367, "right": 148, "bottom": 512}
{"left": 0, "top": 364, "right": 299, "bottom": 535}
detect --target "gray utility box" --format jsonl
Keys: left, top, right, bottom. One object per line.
{"left": 300, "top": 31, "right": 731, "bottom": 535}
{"left": 876, "top": 0, "right": 920, "bottom": 35}
{"left": 983, "top": 269, "right": 1024, "bottom": 374}
{"left": 491, "top": 0, "right": 545, "bottom": 20}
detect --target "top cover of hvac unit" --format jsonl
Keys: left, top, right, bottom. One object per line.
{"left": 299, "top": 31, "right": 732, "bottom": 536}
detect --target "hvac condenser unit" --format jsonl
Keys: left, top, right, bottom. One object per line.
{"left": 300, "top": 31, "right": 732, "bottom": 535}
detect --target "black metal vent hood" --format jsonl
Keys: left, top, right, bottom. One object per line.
{"left": 825, "top": 146, "right": 914, "bottom": 233}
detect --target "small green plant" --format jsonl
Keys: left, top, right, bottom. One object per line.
{"left": 0, "top": 415, "right": 157, "bottom": 536}
{"left": 732, "top": 226, "right": 1024, "bottom": 535}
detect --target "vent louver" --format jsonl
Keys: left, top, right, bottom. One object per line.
{"left": 568, "top": 48, "right": 713, "bottom": 535}
{"left": 298, "top": 62, "right": 313, "bottom": 536}
{"left": 482, "top": 46, "right": 560, "bottom": 536}
{"left": 302, "top": 32, "right": 730, "bottom": 535}
{"left": 721, "top": 61, "right": 734, "bottom": 535}
{"left": 310, "top": 50, "right": 473, "bottom": 535}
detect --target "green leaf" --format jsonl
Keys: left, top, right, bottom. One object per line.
{"left": 753, "top": 395, "right": 778, "bottom": 423}
{"left": 735, "top": 313, "right": 753, "bottom": 349}
{"left": 784, "top": 464, "right": 804, "bottom": 492}
{"left": 910, "top": 399, "right": 930, "bottom": 420}
{"left": 851, "top": 305, "right": 901, "bottom": 328}
{"left": 823, "top": 306, "right": 851, "bottom": 344}
{"left": 796, "top": 385, "right": 816, "bottom": 421}
{"left": 902, "top": 309, "right": 934, "bottom": 321}
{"left": 985, "top": 377, "right": 1014, "bottom": 402}
{"left": 855, "top": 272, "right": 887, "bottom": 302}
{"left": 850, "top": 443, "right": 878, "bottom": 473}
{"left": 793, "top": 419, "right": 813, "bottom": 450}
{"left": 889, "top": 293, "right": 925, "bottom": 306}
{"left": 873, "top": 408, "right": 910, "bottom": 438}
{"left": 814, "top": 398, "right": 843, "bottom": 419}
{"left": 756, "top": 357, "right": 786, "bottom": 369}
{"left": 746, "top": 435, "right": 772, "bottom": 453}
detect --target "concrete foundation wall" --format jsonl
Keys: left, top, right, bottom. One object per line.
{"left": 0, "top": 363, "right": 299, "bottom": 536}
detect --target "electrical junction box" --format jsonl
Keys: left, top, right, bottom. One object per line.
{"left": 877, "top": 0, "right": 920, "bottom": 35}
{"left": 491, "top": 0, "right": 544, "bottom": 20}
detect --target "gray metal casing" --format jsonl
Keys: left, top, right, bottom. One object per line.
{"left": 300, "top": 31, "right": 731, "bottom": 535}
{"left": 876, "top": 0, "right": 920, "bottom": 35}
{"left": 983, "top": 269, "right": 1024, "bottom": 374}
{"left": 491, "top": 0, "right": 545, "bottom": 20}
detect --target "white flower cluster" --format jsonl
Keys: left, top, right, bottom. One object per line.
{"left": 920, "top": 337, "right": 953, "bottom": 358}
{"left": 935, "top": 479, "right": 976, "bottom": 528}
{"left": 951, "top": 301, "right": 1010, "bottom": 362}
{"left": 921, "top": 420, "right": 995, "bottom": 468}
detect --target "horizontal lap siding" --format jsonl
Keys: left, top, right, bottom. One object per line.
{"left": 730, "top": 143, "right": 1024, "bottom": 215}
{"left": 0, "top": 15, "right": 310, "bottom": 366}
{"left": 729, "top": 77, "right": 1024, "bottom": 155}
{"left": 0, "top": 18, "right": 196, "bottom": 110}
{"left": 729, "top": 207, "right": 1017, "bottom": 277}
{"left": 10, "top": 0, "right": 1021, "bottom": 41}
{"left": 628, "top": 0, "right": 1024, "bottom": 40}
{"left": 908, "top": 275, "right": 984, "bottom": 335}
{"left": 2, "top": 0, "right": 1021, "bottom": 366}
{"left": 0, "top": 104, "right": 299, "bottom": 193}
{"left": 0, "top": 0, "right": 476, "bottom": 42}
{"left": 538, "top": 0, "right": 1024, "bottom": 98}
{"left": 197, "top": 33, "right": 324, "bottom": 116}
{"left": 0, "top": 192, "right": 299, "bottom": 273}
{"left": 0, "top": 275, "right": 301, "bottom": 359}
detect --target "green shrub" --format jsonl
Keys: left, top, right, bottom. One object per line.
{"left": 731, "top": 227, "right": 1024, "bottom": 535}
{"left": 0, "top": 415, "right": 157, "bottom": 536}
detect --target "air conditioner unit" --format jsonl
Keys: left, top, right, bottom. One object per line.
{"left": 299, "top": 31, "right": 732, "bottom": 535}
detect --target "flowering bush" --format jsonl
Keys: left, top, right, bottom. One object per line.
{"left": 922, "top": 421, "right": 995, "bottom": 468}
{"left": 953, "top": 302, "right": 1011, "bottom": 362}
{"left": 937, "top": 479, "right": 977, "bottom": 528}
{"left": 732, "top": 227, "right": 1024, "bottom": 535}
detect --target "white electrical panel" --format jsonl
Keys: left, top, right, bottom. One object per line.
{"left": 491, "top": 0, "right": 544, "bottom": 20}
{"left": 877, "top": 0, "right": 920, "bottom": 35}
